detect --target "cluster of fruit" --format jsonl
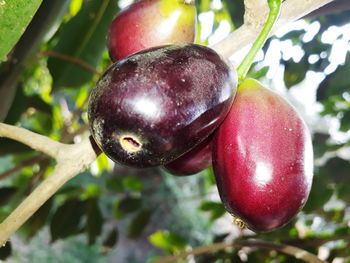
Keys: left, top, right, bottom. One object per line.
{"left": 88, "top": 0, "right": 314, "bottom": 232}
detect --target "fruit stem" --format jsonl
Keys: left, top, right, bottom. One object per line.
{"left": 237, "top": 0, "right": 281, "bottom": 83}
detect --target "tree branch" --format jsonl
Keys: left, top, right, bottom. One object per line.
{"left": 0, "top": 123, "right": 65, "bottom": 159}
{"left": 41, "top": 50, "right": 100, "bottom": 75}
{"left": 212, "top": 0, "right": 335, "bottom": 59}
{"left": 0, "top": 124, "right": 100, "bottom": 245}
{"left": 156, "top": 239, "right": 325, "bottom": 263}
{"left": 0, "top": 154, "right": 47, "bottom": 181}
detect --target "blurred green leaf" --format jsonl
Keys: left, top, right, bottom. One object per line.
{"left": 128, "top": 209, "right": 152, "bottom": 239}
{"left": 322, "top": 157, "right": 350, "bottom": 183}
{"left": 149, "top": 230, "right": 187, "bottom": 253}
{"left": 113, "top": 196, "right": 142, "bottom": 219}
{"left": 48, "top": 0, "right": 118, "bottom": 90}
{"left": 96, "top": 153, "right": 111, "bottom": 175}
{"left": 317, "top": 53, "right": 350, "bottom": 101}
{"left": 283, "top": 57, "right": 308, "bottom": 88}
{"left": 340, "top": 110, "right": 350, "bottom": 132}
{"left": 303, "top": 176, "right": 333, "bottom": 213}
{"left": 106, "top": 176, "right": 124, "bottom": 193}
{"left": 102, "top": 228, "right": 118, "bottom": 249}
{"left": 5, "top": 86, "right": 52, "bottom": 125}
{"left": 0, "top": 0, "right": 42, "bottom": 61}
{"left": 122, "top": 176, "right": 144, "bottom": 192}
{"left": 313, "top": 133, "right": 330, "bottom": 158}
{"left": 280, "top": 30, "right": 304, "bottom": 43}
{"left": 247, "top": 65, "right": 269, "bottom": 80}
{"left": 86, "top": 198, "right": 103, "bottom": 244}
{"left": 0, "top": 241, "right": 11, "bottom": 260}
{"left": 0, "top": 187, "right": 17, "bottom": 206}
{"left": 82, "top": 184, "right": 101, "bottom": 199}
{"left": 22, "top": 198, "right": 53, "bottom": 239}
{"left": 223, "top": 0, "right": 244, "bottom": 27}
{"left": 199, "top": 201, "right": 226, "bottom": 221}
{"left": 50, "top": 199, "right": 86, "bottom": 242}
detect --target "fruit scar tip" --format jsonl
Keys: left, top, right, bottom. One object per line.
{"left": 119, "top": 135, "right": 142, "bottom": 153}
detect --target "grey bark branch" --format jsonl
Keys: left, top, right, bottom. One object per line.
{"left": 212, "top": 0, "right": 335, "bottom": 59}
{"left": 0, "top": 124, "right": 99, "bottom": 245}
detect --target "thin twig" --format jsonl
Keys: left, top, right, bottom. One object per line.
{"left": 0, "top": 154, "right": 47, "bottom": 181}
{"left": 155, "top": 239, "right": 325, "bottom": 263}
{"left": 41, "top": 50, "right": 100, "bottom": 75}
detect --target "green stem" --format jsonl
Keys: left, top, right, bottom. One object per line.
{"left": 237, "top": 0, "right": 282, "bottom": 82}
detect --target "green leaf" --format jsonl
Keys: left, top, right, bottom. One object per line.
{"left": 128, "top": 209, "right": 152, "bottom": 239}
{"left": 312, "top": 133, "right": 330, "bottom": 158}
{"left": 122, "top": 176, "right": 144, "bottom": 192}
{"left": 0, "top": 241, "right": 11, "bottom": 260}
{"left": 199, "top": 201, "right": 226, "bottom": 221}
{"left": 48, "top": 0, "right": 118, "bottom": 90}
{"left": 102, "top": 228, "right": 118, "bottom": 249}
{"left": 149, "top": 230, "right": 187, "bottom": 253}
{"left": 50, "top": 199, "right": 86, "bottom": 242}
{"left": 283, "top": 57, "right": 308, "bottom": 88}
{"left": 303, "top": 177, "right": 333, "bottom": 213}
{"left": 317, "top": 53, "right": 350, "bottom": 101}
{"left": 0, "top": 0, "right": 42, "bottom": 61}
{"left": 113, "top": 196, "right": 142, "bottom": 219}
{"left": 322, "top": 158, "right": 350, "bottom": 183}
{"left": 96, "top": 154, "right": 111, "bottom": 174}
{"left": 340, "top": 110, "right": 350, "bottom": 132}
{"left": 106, "top": 176, "right": 124, "bottom": 193}
{"left": 247, "top": 65, "right": 269, "bottom": 80}
{"left": 22, "top": 198, "right": 53, "bottom": 239}
{"left": 86, "top": 198, "right": 103, "bottom": 244}
{"left": 0, "top": 187, "right": 17, "bottom": 206}
{"left": 223, "top": 0, "right": 244, "bottom": 27}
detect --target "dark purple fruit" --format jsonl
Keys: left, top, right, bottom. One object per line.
{"left": 163, "top": 135, "right": 212, "bottom": 176}
{"left": 212, "top": 78, "right": 313, "bottom": 232}
{"left": 107, "top": 0, "right": 197, "bottom": 61}
{"left": 88, "top": 44, "right": 237, "bottom": 168}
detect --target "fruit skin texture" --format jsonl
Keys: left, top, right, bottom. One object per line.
{"left": 212, "top": 78, "right": 313, "bottom": 232}
{"left": 88, "top": 44, "right": 237, "bottom": 168}
{"left": 107, "top": 0, "right": 197, "bottom": 61}
{"left": 163, "top": 135, "right": 212, "bottom": 176}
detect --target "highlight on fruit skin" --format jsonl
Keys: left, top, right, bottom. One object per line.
{"left": 107, "top": 0, "right": 197, "bottom": 61}
{"left": 88, "top": 44, "right": 237, "bottom": 168}
{"left": 212, "top": 78, "right": 314, "bottom": 233}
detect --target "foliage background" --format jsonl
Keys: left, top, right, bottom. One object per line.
{"left": 0, "top": 0, "right": 349, "bottom": 262}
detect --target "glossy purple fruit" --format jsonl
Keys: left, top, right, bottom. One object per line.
{"left": 212, "top": 78, "right": 313, "bottom": 232}
{"left": 88, "top": 44, "right": 237, "bottom": 168}
{"left": 163, "top": 135, "right": 212, "bottom": 176}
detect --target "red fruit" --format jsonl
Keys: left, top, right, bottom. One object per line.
{"left": 107, "top": 0, "right": 197, "bottom": 61}
{"left": 163, "top": 136, "right": 212, "bottom": 176}
{"left": 212, "top": 78, "right": 313, "bottom": 232}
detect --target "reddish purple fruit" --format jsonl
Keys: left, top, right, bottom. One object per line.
{"left": 88, "top": 44, "right": 237, "bottom": 168}
{"left": 107, "top": 0, "right": 197, "bottom": 61}
{"left": 212, "top": 78, "right": 313, "bottom": 232}
{"left": 164, "top": 135, "right": 212, "bottom": 176}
